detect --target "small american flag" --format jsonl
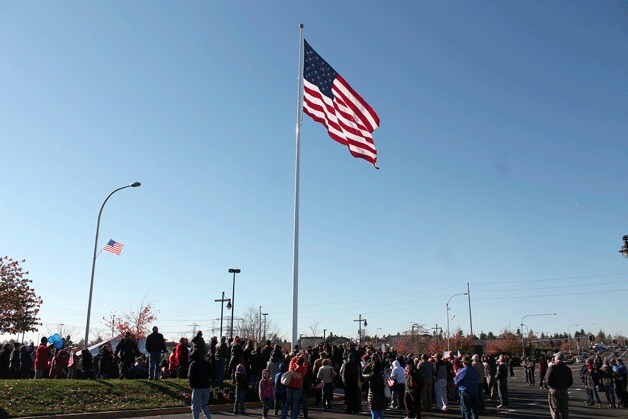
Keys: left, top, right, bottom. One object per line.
{"left": 303, "top": 39, "right": 380, "bottom": 167}
{"left": 103, "top": 239, "right": 123, "bottom": 255}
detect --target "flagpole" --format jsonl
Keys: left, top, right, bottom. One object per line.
{"left": 291, "top": 23, "right": 304, "bottom": 348}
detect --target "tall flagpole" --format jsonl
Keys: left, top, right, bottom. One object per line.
{"left": 292, "top": 23, "right": 305, "bottom": 348}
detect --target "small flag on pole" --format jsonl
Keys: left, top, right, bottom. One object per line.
{"left": 302, "top": 39, "right": 380, "bottom": 167}
{"left": 103, "top": 239, "right": 123, "bottom": 255}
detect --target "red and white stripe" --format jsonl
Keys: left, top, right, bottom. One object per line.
{"left": 303, "top": 75, "right": 380, "bottom": 166}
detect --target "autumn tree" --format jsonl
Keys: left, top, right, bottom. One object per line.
{"left": 0, "top": 257, "right": 43, "bottom": 335}
{"left": 103, "top": 300, "right": 157, "bottom": 340}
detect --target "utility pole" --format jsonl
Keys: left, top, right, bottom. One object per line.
{"left": 467, "top": 282, "right": 474, "bottom": 338}
{"left": 189, "top": 323, "right": 200, "bottom": 339}
{"left": 431, "top": 324, "right": 443, "bottom": 351}
{"left": 354, "top": 314, "right": 367, "bottom": 344}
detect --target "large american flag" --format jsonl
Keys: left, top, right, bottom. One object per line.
{"left": 302, "top": 39, "right": 380, "bottom": 167}
{"left": 103, "top": 239, "right": 123, "bottom": 255}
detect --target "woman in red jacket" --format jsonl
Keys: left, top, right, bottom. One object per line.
{"left": 175, "top": 338, "right": 190, "bottom": 379}
{"left": 280, "top": 350, "right": 309, "bottom": 419}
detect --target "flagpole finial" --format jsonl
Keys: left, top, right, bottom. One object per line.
{"left": 299, "top": 23, "right": 304, "bottom": 29}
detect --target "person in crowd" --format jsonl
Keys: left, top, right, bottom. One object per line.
{"left": 229, "top": 337, "right": 243, "bottom": 379}
{"left": 317, "top": 358, "right": 337, "bottom": 409}
{"left": 250, "top": 346, "right": 266, "bottom": 391}
{"left": 390, "top": 357, "right": 405, "bottom": 409}
{"left": 274, "top": 362, "right": 288, "bottom": 416}
{"left": 454, "top": 356, "right": 480, "bottom": 419}
{"left": 507, "top": 355, "right": 515, "bottom": 377}
{"left": 175, "top": 337, "right": 190, "bottom": 379}
{"left": 99, "top": 344, "right": 114, "bottom": 379}
{"left": 115, "top": 332, "right": 140, "bottom": 379}
{"left": 404, "top": 358, "right": 425, "bottom": 419}
{"left": 363, "top": 354, "right": 387, "bottom": 419}
{"left": 485, "top": 355, "right": 497, "bottom": 398}
{"left": 259, "top": 368, "right": 275, "bottom": 419}
{"left": 496, "top": 354, "right": 509, "bottom": 408}
{"left": 281, "top": 349, "right": 309, "bottom": 419}
{"left": 260, "top": 340, "right": 273, "bottom": 367}
{"left": 340, "top": 352, "right": 362, "bottom": 414}
{"left": 539, "top": 355, "right": 548, "bottom": 389}
{"left": 19, "top": 345, "right": 33, "bottom": 379}
{"left": 209, "top": 336, "right": 218, "bottom": 361}
{"left": 298, "top": 349, "right": 314, "bottom": 419}
{"left": 471, "top": 354, "right": 485, "bottom": 414}
{"left": 9, "top": 343, "right": 21, "bottom": 378}
{"left": 132, "top": 356, "right": 149, "bottom": 379}
{"left": 214, "top": 336, "right": 229, "bottom": 386}
{"left": 545, "top": 352, "right": 573, "bottom": 419}
{"left": 34, "top": 337, "right": 53, "bottom": 379}
{"left": 599, "top": 360, "right": 617, "bottom": 408}
{"left": 434, "top": 353, "right": 450, "bottom": 411}
{"left": 525, "top": 356, "right": 536, "bottom": 386}
{"left": 268, "top": 344, "right": 284, "bottom": 381}
{"left": 81, "top": 348, "right": 94, "bottom": 379}
{"left": 191, "top": 331, "right": 207, "bottom": 355}
{"left": 188, "top": 349, "right": 213, "bottom": 419}
{"left": 0, "top": 344, "right": 11, "bottom": 378}
{"left": 312, "top": 351, "right": 326, "bottom": 406}
{"left": 583, "top": 358, "right": 602, "bottom": 407}
{"left": 168, "top": 349, "right": 178, "bottom": 378}
{"left": 612, "top": 358, "right": 627, "bottom": 408}
{"left": 233, "top": 363, "right": 248, "bottom": 415}
{"left": 418, "top": 354, "right": 435, "bottom": 412}
{"left": 145, "top": 326, "right": 167, "bottom": 380}
{"left": 50, "top": 347, "right": 70, "bottom": 379}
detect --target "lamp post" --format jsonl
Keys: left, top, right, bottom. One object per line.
{"left": 354, "top": 314, "right": 367, "bottom": 344}
{"left": 446, "top": 292, "right": 467, "bottom": 352}
{"left": 84, "top": 181, "right": 141, "bottom": 348}
{"left": 619, "top": 235, "right": 628, "bottom": 258}
{"left": 214, "top": 291, "right": 231, "bottom": 338}
{"left": 520, "top": 313, "right": 557, "bottom": 357}
{"left": 228, "top": 268, "right": 241, "bottom": 340}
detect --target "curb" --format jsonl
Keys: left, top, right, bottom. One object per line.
{"left": 16, "top": 402, "right": 258, "bottom": 419}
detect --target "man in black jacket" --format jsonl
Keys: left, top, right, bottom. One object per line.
{"left": 545, "top": 352, "right": 573, "bottom": 419}
{"left": 188, "top": 350, "right": 213, "bottom": 419}
{"left": 115, "top": 332, "right": 140, "bottom": 379}
{"left": 145, "top": 326, "right": 167, "bottom": 380}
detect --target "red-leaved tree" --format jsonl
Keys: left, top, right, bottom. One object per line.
{"left": 0, "top": 256, "right": 43, "bottom": 334}
{"left": 103, "top": 300, "right": 157, "bottom": 339}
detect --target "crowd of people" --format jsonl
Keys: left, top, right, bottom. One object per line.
{"left": 2, "top": 327, "right": 627, "bottom": 419}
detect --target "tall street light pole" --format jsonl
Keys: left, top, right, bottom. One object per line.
{"left": 354, "top": 314, "right": 367, "bottom": 345}
{"left": 84, "top": 181, "right": 141, "bottom": 348}
{"left": 228, "top": 268, "right": 241, "bottom": 340}
{"left": 520, "top": 313, "right": 557, "bottom": 357}
{"left": 214, "top": 291, "right": 231, "bottom": 338}
{"left": 446, "top": 292, "right": 468, "bottom": 352}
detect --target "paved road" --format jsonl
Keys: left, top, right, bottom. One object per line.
{"left": 138, "top": 366, "right": 627, "bottom": 419}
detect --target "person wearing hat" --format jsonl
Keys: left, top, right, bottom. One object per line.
{"left": 454, "top": 356, "right": 480, "bottom": 419}
{"left": 544, "top": 352, "right": 573, "bottom": 418}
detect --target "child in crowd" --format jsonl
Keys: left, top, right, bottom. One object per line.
{"left": 259, "top": 369, "right": 275, "bottom": 419}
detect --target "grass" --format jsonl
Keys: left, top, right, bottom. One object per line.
{"left": 0, "top": 378, "right": 242, "bottom": 418}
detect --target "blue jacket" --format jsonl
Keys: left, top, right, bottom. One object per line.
{"left": 454, "top": 366, "right": 479, "bottom": 393}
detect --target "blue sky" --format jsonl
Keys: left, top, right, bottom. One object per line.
{"left": 1, "top": 1, "right": 626, "bottom": 344}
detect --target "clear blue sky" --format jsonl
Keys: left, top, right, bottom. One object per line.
{"left": 1, "top": 1, "right": 626, "bottom": 344}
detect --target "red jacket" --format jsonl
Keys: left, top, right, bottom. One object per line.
{"left": 287, "top": 356, "right": 309, "bottom": 389}
{"left": 175, "top": 343, "right": 189, "bottom": 365}
{"left": 34, "top": 344, "right": 52, "bottom": 370}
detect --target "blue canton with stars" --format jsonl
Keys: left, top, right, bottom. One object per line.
{"left": 304, "top": 40, "right": 339, "bottom": 100}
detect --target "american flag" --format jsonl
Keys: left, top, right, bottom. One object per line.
{"left": 103, "top": 239, "right": 123, "bottom": 255}
{"left": 302, "top": 39, "right": 380, "bottom": 167}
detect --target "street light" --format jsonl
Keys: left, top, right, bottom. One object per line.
{"left": 214, "top": 291, "right": 231, "bottom": 338}
{"left": 520, "top": 313, "right": 557, "bottom": 357}
{"left": 84, "top": 181, "right": 141, "bottom": 348}
{"left": 446, "top": 292, "right": 468, "bottom": 352}
{"left": 228, "top": 268, "right": 241, "bottom": 340}
{"left": 354, "top": 314, "right": 367, "bottom": 344}
{"left": 619, "top": 235, "right": 628, "bottom": 258}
